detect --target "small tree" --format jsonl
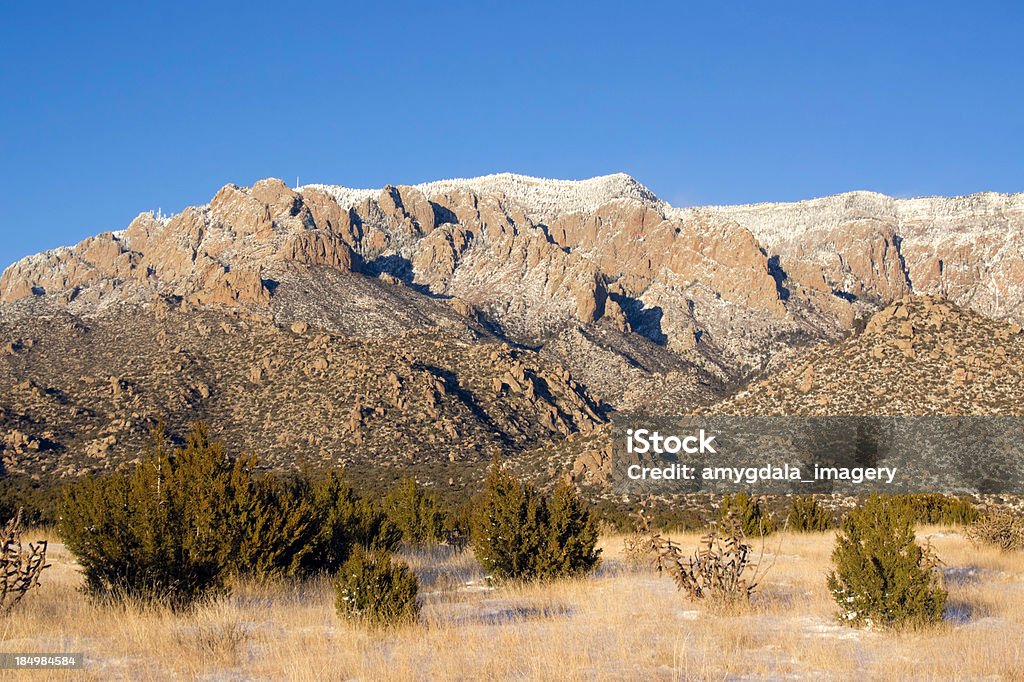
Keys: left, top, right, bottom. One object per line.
{"left": 718, "top": 493, "right": 776, "bottom": 537}
{"left": 470, "top": 462, "right": 547, "bottom": 581}
{"left": 785, "top": 496, "right": 833, "bottom": 532}
{"left": 59, "top": 425, "right": 241, "bottom": 607}
{"left": 229, "top": 473, "right": 321, "bottom": 579}
{"left": 335, "top": 547, "right": 420, "bottom": 628}
{"left": 827, "top": 495, "right": 946, "bottom": 629}
{"left": 302, "top": 469, "right": 400, "bottom": 576}
{"left": 538, "top": 480, "right": 601, "bottom": 578}
{"left": 470, "top": 461, "right": 600, "bottom": 581}
{"left": 383, "top": 476, "right": 446, "bottom": 546}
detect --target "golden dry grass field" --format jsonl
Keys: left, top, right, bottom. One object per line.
{"left": 2, "top": 527, "right": 1023, "bottom": 681}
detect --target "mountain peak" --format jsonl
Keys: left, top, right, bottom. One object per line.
{"left": 301, "top": 172, "right": 663, "bottom": 221}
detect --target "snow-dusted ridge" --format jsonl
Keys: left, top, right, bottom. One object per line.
{"left": 669, "top": 188, "right": 1024, "bottom": 249}
{"left": 300, "top": 173, "right": 1024, "bottom": 248}
{"left": 300, "top": 172, "right": 664, "bottom": 222}
{"left": 5, "top": 173, "right": 1024, "bottom": 272}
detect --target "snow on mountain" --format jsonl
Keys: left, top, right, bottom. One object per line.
{"left": 301, "top": 172, "right": 664, "bottom": 222}
{"left": 674, "top": 190, "right": 1024, "bottom": 251}
{"left": 299, "top": 173, "right": 1024, "bottom": 254}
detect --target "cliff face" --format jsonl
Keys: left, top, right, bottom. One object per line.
{"left": 692, "top": 190, "right": 1024, "bottom": 321}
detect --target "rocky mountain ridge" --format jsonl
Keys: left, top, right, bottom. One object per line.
{"left": 2, "top": 174, "right": 1023, "bottom": 482}
{"left": 6, "top": 175, "right": 1021, "bottom": 356}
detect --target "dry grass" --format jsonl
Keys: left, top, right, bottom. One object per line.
{"left": 0, "top": 527, "right": 1022, "bottom": 680}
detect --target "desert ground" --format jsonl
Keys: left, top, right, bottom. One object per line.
{"left": 3, "top": 526, "right": 1023, "bottom": 681}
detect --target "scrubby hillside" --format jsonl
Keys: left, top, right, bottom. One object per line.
{"left": 0, "top": 297, "right": 602, "bottom": 485}
{"left": 715, "top": 296, "right": 1024, "bottom": 416}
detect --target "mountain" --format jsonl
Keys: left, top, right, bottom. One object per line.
{"left": 1, "top": 173, "right": 1022, "bottom": 482}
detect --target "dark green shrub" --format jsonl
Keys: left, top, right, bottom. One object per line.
{"left": 335, "top": 547, "right": 420, "bottom": 628}
{"left": 591, "top": 500, "right": 706, "bottom": 533}
{"left": 827, "top": 495, "right": 947, "bottom": 629}
{"left": 383, "top": 476, "right": 446, "bottom": 546}
{"left": 785, "top": 496, "right": 833, "bottom": 532}
{"left": 229, "top": 473, "right": 321, "bottom": 579}
{"left": 0, "top": 476, "right": 63, "bottom": 527}
{"left": 59, "top": 424, "right": 405, "bottom": 597}
{"left": 305, "top": 469, "right": 400, "bottom": 570}
{"left": 470, "top": 461, "right": 600, "bottom": 581}
{"left": 538, "top": 481, "right": 601, "bottom": 577}
{"left": 233, "top": 468, "right": 401, "bottom": 579}
{"left": 470, "top": 462, "right": 546, "bottom": 581}
{"left": 58, "top": 425, "right": 241, "bottom": 607}
{"left": 718, "top": 493, "right": 777, "bottom": 537}
{"left": 891, "top": 494, "right": 978, "bottom": 526}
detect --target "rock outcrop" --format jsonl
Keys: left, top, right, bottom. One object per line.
{"left": 0, "top": 178, "right": 356, "bottom": 310}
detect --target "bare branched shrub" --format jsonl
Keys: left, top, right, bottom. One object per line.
{"left": 621, "top": 531, "right": 649, "bottom": 569}
{"left": 965, "top": 508, "right": 1024, "bottom": 552}
{"left": 637, "top": 512, "right": 772, "bottom": 608}
{"left": 919, "top": 537, "right": 946, "bottom": 588}
{"left": 1, "top": 509, "right": 50, "bottom": 613}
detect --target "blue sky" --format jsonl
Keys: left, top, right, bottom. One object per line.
{"left": 1, "top": 1, "right": 1022, "bottom": 268}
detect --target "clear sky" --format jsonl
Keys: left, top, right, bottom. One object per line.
{"left": 1, "top": 1, "right": 1022, "bottom": 268}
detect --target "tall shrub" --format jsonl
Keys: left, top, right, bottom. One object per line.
{"left": 785, "top": 495, "right": 833, "bottom": 532}
{"left": 470, "top": 461, "right": 600, "bottom": 581}
{"left": 229, "top": 473, "right": 320, "bottom": 579}
{"left": 383, "top": 476, "right": 446, "bottom": 546}
{"left": 539, "top": 481, "right": 601, "bottom": 577}
{"left": 301, "top": 469, "right": 400, "bottom": 576}
{"left": 827, "top": 495, "right": 946, "bottom": 628}
{"left": 233, "top": 467, "right": 401, "bottom": 578}
{"left": 718, "top": 493, "right": 777, "bottom": 536}
{"left": 58, "top": 425, "right": 242, "bottom": 607}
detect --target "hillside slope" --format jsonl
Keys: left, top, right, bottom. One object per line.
{"left": 714, "top": 296, "right": 1024, "bottom": 416}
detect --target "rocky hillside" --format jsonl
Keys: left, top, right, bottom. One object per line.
{"left": 714, "top": 296, "right": 1024, "bottom": 416}
{"left": 0, "top": 296, "right": 601, "bottom": 486}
